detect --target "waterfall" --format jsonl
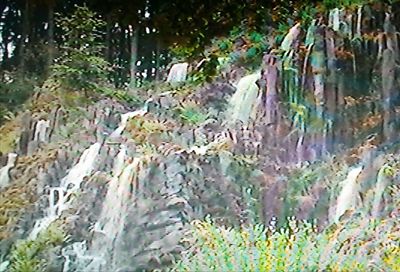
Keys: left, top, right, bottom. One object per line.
{"left": 93, "top": 149, "right": 133, "bottom": 239}
{"left": 329, "top": 8, "right": 341, "bottom": 32}
{"left": 109, "top": 98, "right": 153, "bottom": 138}
{"left": 64, "top": 148, "right": 139, "bottom": 272}
{"left": 356, "top": 5, "right": 362, "bottom": 37}
{"left": 334, "top": 166, "right": 363, "bottom": 223}
{"left": 371, "top": 164, "right": 392, "bottom": 218}
{"left": 166, "top": 62, "right": 189, "bottom": 83}
{"left": 62, "top": 241, "right": 90, "bottom": 272}
{"left": 33, "top": 119, "right": 50, "bottom": 142}
{"left": 280, "top": 23, "right": 301, "bottom": 52}
{"left": 226, "top": 71, "right": 262, "bottom": 125}
{"left": 112, "top": 145, "right": 127, "bottom": 177}
{"left": 0, "top": 153, "right": 17, "bottom": 190}
{"left": 58, "top": 97, "right": 156, "bottom": 271}
{"left": 29, "top": 143, "right": 101, "bottom": 239}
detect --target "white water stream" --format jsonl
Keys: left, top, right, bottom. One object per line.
{"left": 166, "top": 62, "right": 189, "bottom": 83}
{"left": 29, "top": 143, "right": 101, "bottom": 239}
{"left": 109, "top": 98, "right": 153, "bottom": 138}
{"left": 0, "top": 153, "right": 17, "bottom": 190}
{"left": 59, "top": 106, "right": 151, "bottom": 271}
{"left": 29, "top": 103, "right": 149, "bottom": 241}
{"left": 33, "top": 119, "right": 50, "bottom": 142}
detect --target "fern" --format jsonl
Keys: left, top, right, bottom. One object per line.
{"left": 9, "top": 225, "right": 66, "bottom": 272}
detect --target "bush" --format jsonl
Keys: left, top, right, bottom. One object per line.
{"left": 50, "top": 5, "right": 109, "bottom": 95}
{"left": 9, "top": 225, "right": 66, "bottom": 272}
{"left": 0, "top": 75, "right": 35, "bottom": 124}
{"left": 176, "top": 101, "right": 208, "bottom": 126}
{"left": 173, "top": 216, "right": 400, "bottom": 271}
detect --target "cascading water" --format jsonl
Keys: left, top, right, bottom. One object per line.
{"left": 33, "top": 119, "right": 51, "bottom": 143}
{"left": 29, "top": 143, "right": 101, "bottom": 239}
{"left": 84, "top": 157, "right": 138, "bottom": 271}
{"left": 280, "top": 23, "right": 301, "bottom": 52}
{"left": 60, "top": 103, "right": 150, "bottom": 271}
{"left": 0, "top": 153, "right": 18, "bottom": 189}
{"left": 166, "top": 62, "right": 189, "bottom": 83}
{"left": 29, "top": 102, "right": 143, "bottom": 242}
{"left": 334, "top": 166, "right": 363, "bottom": 223}
{"left": 61, "top": 147, "right": 140, "bottom": 272}
{"left": 3, "top": 4, "right": 398, "bottom": 271}
{"left": 356, "top": 5, "right": 362, "bottom": 37}
{"left": 329, "top": 8, "right": 341, "bottom": 32}
{"left": 109, "top": 98, "right": 152, "bottom": 138}
{"left": 226, "top": 71, "right": 262, "bottom": 125}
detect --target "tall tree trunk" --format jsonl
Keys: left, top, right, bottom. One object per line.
{"left": 0, "top": 3, "right": 7, "bottom": 76}
{"left": 155, "top": 37, "right": 162, "bottom": 81}
{"left": 19, "top": 0, "right": 30, "bottom": 76}
{"left": 2, "top": 40, "right": 8, "bottom": 67}
{"left": 105, "top": 13, "right": 112, "bottom": 63}
{"left": 47, "top": 1, "right": 55, "bottom": 75}
{"left": 129, "top": 25, "right": 139, "bottom": 90}
{"left": 105, "top": 13, "right": 113, "bottom": 83}
{"left": 1, "top": 33, "right": 8, "bottom": 78}
{"left": 116, "top": 26, "right": 125, "bottom": 88}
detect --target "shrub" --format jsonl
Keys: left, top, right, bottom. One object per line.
{"left": 9, "top": 224, "right": 66, "bottom": 272}
{"left": 50, "top": 5, "right": 109, "bottom": 95}
{"left": 173, "top": 216, "right": 400, "bottom": 271}
{"left": 176, "top": 102, "right": 208, "bottom": 126}
{"left": 0, "top": 75, "right": 35, "bottom": 124}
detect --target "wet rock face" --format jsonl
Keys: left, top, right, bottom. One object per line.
{"left": 0, "top": 155, "right": 6, "bottom": 167}
{"left": 67, "top": 174, "right": 109, "bottom": 242}
{"left": 189, "top": 82, "right": 236, "bottom": 112}
{"left": 0, "top": 98, "right": 131, "bottom": 265}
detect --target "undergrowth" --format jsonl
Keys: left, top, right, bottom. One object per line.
{"left": 173, "top": 217, "right": 400, "bottom": 272}
{"left": 9, "top": 224, "right": 66, "bottom": 272}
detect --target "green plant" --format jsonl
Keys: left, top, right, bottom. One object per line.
{"left": 50, "top": 5, "right": 109, "bottom": 95}
{"left": 9, "top": 224, "right": 66, "bottom": 272}
{"left": 274, "top": 22, "right": 290, "bottom": 45}
{"left": 173, "top": 216, "right": 400, "bottom": 272}
{"left": 97, "top": 86, "right": 142, "bottom": 106}
{"left": 322, "top": 0, "right": 375, "bottom": 9}
{"left": 0, "top": 76, "right": 35, "bottom": 124}
{"left": 0, "top": 105, "right": 13, "bottom": 124}
{"left": 169, "top": 44, "right": 199, "bottom": 60}
{"left": 177, "top": 103, "right": 208, "bottom": 126}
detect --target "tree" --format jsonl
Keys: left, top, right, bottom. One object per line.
{"left": 50, "top": 5, "right": 108, "bottom": 94}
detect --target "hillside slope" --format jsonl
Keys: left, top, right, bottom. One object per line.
{"left": 0, "top": 2, "right": 400, "bottom": 271}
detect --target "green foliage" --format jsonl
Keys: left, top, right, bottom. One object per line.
{"left": 173, "top": 216, "right": 400, "bottom": 271}
{"left": 0, "top": 76, "right": 35, "bottom": 124}
{"left": 224, "top": 26, "right": 268, "bottom": 66}
{"left": 322, "top": 0, "right": 373, "bottom": 10}
{"left": 169, "top": 45, "right": 198, "bottom": 61}
{"left": 249, "top": 31, "right": 264, "bottom": 43}
{"left": 57, "top": 5, "right": 105, "bottom": 50}
{"left": 218, "top": 40, "right": 231, "bottom": 51}
{"left": 0, "top": 105, "right": 14, "bottom": 124}
{"left": 50, "top": 5, "right": 109, "bottom": 94}
{"left": 177, "top": 103, "right": 208, "bottom": 126}
{"left": 9, "top": 225, "right": 66, "bottom": 272}
{"left": 97, "top": 86, "right": 142, "bottom": 106}
{"left": 190, "top": 54, "right": 220, "bottom": 84}
{"left": 275, "top": 23, "right": 291, "bottom": 47}
{"left": 297, "top": 6, "right": 318, "bottom": 26}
